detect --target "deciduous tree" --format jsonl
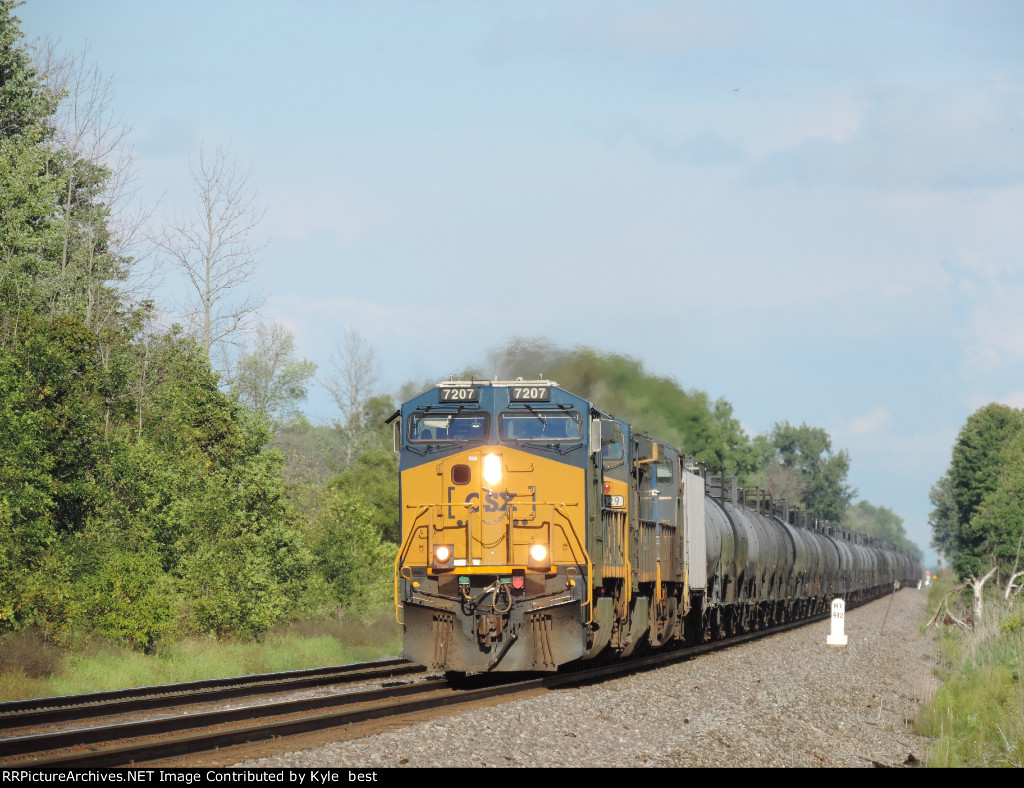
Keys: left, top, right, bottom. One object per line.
{"left": 154, "top": 144, "right": 266, "bottom": 377}
{"left": 761, "top": 421, "right": 854, "bottom": 521}
{"left": 231, "top": 322, "right": 316, "bottom": 427}
{"left": 325, "top": 327, "right": 379, "bottom": 468}
{"left": 930, "top": 403, "right": 1024, "bottom": 581}
{"left": 949, "top": 404, "right": 1024, "bottom": 531}
{"left": 843, "top": 500, "right": 921, "bottom": 559}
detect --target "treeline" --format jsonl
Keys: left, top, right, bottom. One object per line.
{"left": 0, "top": 4, "right": 397, "bottom": 651}
{"left": 930, "top": 403, "right": 1024, "bottom": 586}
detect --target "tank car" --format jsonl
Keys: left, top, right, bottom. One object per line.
{"left": 392, "top": 380, "right": 920, "bottom": 674}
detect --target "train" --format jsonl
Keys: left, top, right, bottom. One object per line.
{"left": 392, "top": 379, "right": 921, "bottom": 674}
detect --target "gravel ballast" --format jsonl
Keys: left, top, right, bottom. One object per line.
{"left": 238, "top": 588, "right": 941, "bottom": 768}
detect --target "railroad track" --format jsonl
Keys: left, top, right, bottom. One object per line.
{"left": 1, "top": 613, "right": 829, "bottom": 768}
{"left": 0, "top": 657, "right": 425, "bottom": 729}
{"left": 0, "top": 658, "right": 428, "bottom": 767}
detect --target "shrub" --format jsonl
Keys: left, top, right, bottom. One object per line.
{"left": 918, "top": 601, "right": 1024, "bottom": 767}
{"left": 0, "top": 629, "right": 60, "bottom": 679}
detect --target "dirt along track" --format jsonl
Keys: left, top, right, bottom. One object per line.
{"left": 0, "top": 659, "right": 437, "bottom": 767}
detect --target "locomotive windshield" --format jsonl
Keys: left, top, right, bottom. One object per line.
{"left": 499, "top": 411, "right": 582, "bottom": 441}
{"left": 408, "top": 413, "right": 487, "bottom": 442}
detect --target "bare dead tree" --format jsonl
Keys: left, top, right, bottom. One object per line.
{"left": 324, "top": 327, "right": 378, "bottom": 467}
{"left": 1005, "top": 573, "right": 1024, "bottom": 603}
{"left": 1005, "top": 533, "right": 1024, "bottom": 602}
{"left": 968, "top": 567, "right": 998, "bottom": 620}
{"left": 154, "top": 144, "right": 266, "bottom": 379}
{"left": 33, "top": 40, "right": 159, "bottom": 331}
{"left": 928, "top": 565, "right": 1012, "bottom": 631}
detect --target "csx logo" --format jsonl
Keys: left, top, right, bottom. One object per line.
{"left": 447, "top": 487, "right": 535, "bottom": 517}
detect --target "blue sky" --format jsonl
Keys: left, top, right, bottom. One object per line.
{"left": 18, "top": 1, "right": 1024, "bottom": 565}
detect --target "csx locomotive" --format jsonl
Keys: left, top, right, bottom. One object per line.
{"left": 392, "top": 380, "right": 920, "bottom": 674}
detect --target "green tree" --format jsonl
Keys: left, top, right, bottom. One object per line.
{"left": 0, "top": 315, "right": 104, "bottom": 534}
{"left": 327, "top": 449, "right": 400, "bottom": 544}
{"left": 958, "top": 430, "right": 1024, "bottom": 581}
{"left": 62, "top": 520, "right": 179, "bottom": 651}
{"left": 948, "top": 404, "right": 1024, "bottom": 531}
{"left": 230, "top": 322, "right": 316, "bottom": 427}
{"left": 1, "top": 7, "right": 140, "bottom": 338}
{"left": 0, "top": 11, "right": 318, "bottom": 648}
{"left": 931, "top": 403, "right": 1024, "bottom": 580}
{"left": 928, "top": 472, "right": 958, "bottom": 562}
{"left": 0, "top": 2, "right": 59, "bottom": 138}
{"left": 760, "top": 421, "right": 854, "bottom": 521}
{"left": 41, "top": 44, "right": 146, "bottom": 335}
{"left": 1, "top": 2, "right": 63, "bottom": 339}
{"left": 842, "top": 500, "right": 921, "bottom": 559}
{"left": 101, "top": 329, "right": 314, "bottom": 637}
{"left": 308, "top": 489, "right": 396, "bottom": 620}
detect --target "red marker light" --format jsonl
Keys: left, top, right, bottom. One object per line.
{"left": 511, "top": 575, "right": 524, "bottom": 590}
{"left": 603, "top": 482, "right": 611, "bottom": 493}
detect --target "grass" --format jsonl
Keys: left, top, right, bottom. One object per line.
{"left": 916, "top": 572, "right": 1024, "bottom": 767}
{"left": 0, "top": 617, "right": 403, "bottom": 702}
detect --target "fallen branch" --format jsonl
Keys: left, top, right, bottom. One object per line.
{"left": 927, "top": 582, "right": 968, "bottom": 630}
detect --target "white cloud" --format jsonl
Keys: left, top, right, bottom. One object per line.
{"left": 999, "top": 391, "right": 1024, "bottom": 410}
{"left": 752, "top": 83, "right": 1024, "bottom": 191}
{"left": 835, "top": 406, "right": 891, "bottom": 437}
{"left": 265, "top": 186, "right": 380, "bottom": 242}
{"left": 964, "top": 301, "right": 1024, "bottom": 371}
{"left": 880, "top": 283, "right": 912, "bottom": 298}
{"left": 947, "top": 249, "right": 1024, "bottom": 374}
{"left": 876, "top": 187, "right": 1024, "bottom": 238}
{"left": 748, "top": 95, "right": 868, "bottom": 159}
{"left": 562, "top": 5, "right": 745, "bottom": 56}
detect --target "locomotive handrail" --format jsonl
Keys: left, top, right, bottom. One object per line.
{"left": 551, "top": 503, "right": 593, "bottom": 624}
{"left": 394, "top": 508, "right": 432, "bottom": 623}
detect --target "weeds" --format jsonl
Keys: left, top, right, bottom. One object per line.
{"left": 917, "top": 575, "right": 1024, "bottom": 767}
{"left": 0, "top": 616, "right": 402, "bottom": 701}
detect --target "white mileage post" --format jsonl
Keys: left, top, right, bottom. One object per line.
{"left": 826, "top": 598, "right": 848, "bottom": 647}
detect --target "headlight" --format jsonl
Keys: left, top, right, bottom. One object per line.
{"left": 528, "top": 543, "right": 549, "bottom": 569}
{"left": 433, "top": 543, "right": 454, "bottom": 569}
{"left": 483, "top": 454, "right": 502, "bottom": 486}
